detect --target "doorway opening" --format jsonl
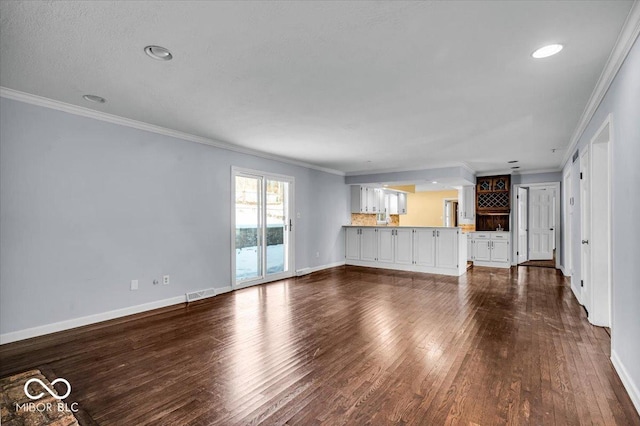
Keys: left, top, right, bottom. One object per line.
{"left": 513, "top": 182, "right": 560, "bottom": 269}
{"left": 443, "top": 199, "right": 458, "bottom": 227}
{"left": 231, "top": 167, "right": 295, "bottom": 288}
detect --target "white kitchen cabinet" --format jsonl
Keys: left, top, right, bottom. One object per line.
{"left": 360, "top": 228, "right": 378, "bottom": 261}
{"left": 375, "top": 189, "right": 386, "bottom": 214}
{"left": 460, "top": 186, "right": 475, "bottom": 221}
{"left": 413, "top": 228, "right": 436, "bottom": 267}
{"left": 491, "top": 240, "right": 510, "bottom": 263}
{"left": 435, "top": 228, "right": 458, "bottom": 269}
{"left": 467, "top": 234, "right": 473, "bottom": 261}
{"left": 398, "top": 193, "right": 408, "bottom": 215}
{"left": 345, "top": 228, "right": 361, "bottom": 260}
{"left": 351, "top": 186, "right": 380, "bottom": 214}
{"left": 345, "top": 226, "right": 466, "bottom": 276}
{"left": 470, "top": 232, "right": 510, "bottom": 268}
{"left": 377, "top": 228, "right": 395, "bottom": 264}
{"left": 388, "top": 193, "right": 399, "bottom": 214}
{"left": 395, "top": 229, "right": 413, "bottom": 265}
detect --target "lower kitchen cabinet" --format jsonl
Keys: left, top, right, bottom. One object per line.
{"left": 470, "top": 232, "right": 511, "bottom": 268}
{"left": 344, "top": 226, "right": 466, "bottom": 276}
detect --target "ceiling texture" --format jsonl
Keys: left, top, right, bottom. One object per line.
{"left": 0, "top": 1, "right": 634, "bottom": 175}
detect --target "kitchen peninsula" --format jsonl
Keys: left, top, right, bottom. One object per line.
{"left": 344, "top": 225, "right": 467, "bottom": 276}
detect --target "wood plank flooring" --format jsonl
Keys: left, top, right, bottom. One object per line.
{"left": 1, "top": 265, "right": 638, "bottom": 425}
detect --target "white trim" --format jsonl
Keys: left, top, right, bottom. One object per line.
{"left": 231, "top": 166, "right": 296, "bottom": 289}
{"left": 587, "top": 113, "right": 613, "bottom": 328}
{"left": 0, "top": 295, "right": 186, "bottom": 345}
{"left": 215, "top": 286, "right": 233, "bottom": 294}
{"left": 561, "top": 1, "right": 640, "bottom": 168}
{"left": 479, "top": 168, "right": 562, "bottom": 177}
{"left": 563, "top": 167, "right": 572, "bottom": 279}
{"left": 611, "top": 350, "right": 640, "bottom": 415}
{"left": 344, "top": 162, "right": 470, "bottom": 177}
{"left": 511, "top": 182, "right": 561, "bottom": 269}
{"left": 296, "top": 261, "right": 346, "bottom": 276}
{"left": 0, "top": 87, "right": 345, "bottom": 177}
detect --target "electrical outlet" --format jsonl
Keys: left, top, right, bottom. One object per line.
{"left": 163, "top": 275, "right": 170, "bottom": 285}
{"left": 131, "top": 280, "right": 138, "bottom": 291}
{"left": 153, "top": 279, "right": 159, "bottom": 285}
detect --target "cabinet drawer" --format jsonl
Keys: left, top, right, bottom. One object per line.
{"left": 473, "top": 233, "right": 490, "bottom": 239}
{"left": 491, "top": 234, "right": 509, "bottom": 240}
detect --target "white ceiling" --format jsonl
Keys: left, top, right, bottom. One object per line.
{"left": 0, "top": 1, "right": 633, "bottom": 174}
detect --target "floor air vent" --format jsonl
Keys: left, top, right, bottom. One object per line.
{"left": 186, "top": 288, "right": 216, "bottom": 303}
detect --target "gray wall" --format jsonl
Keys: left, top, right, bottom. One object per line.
{"left": 562, "top": 36, "right": 640, "bottom": 405}
{"left": 0, "top": 98, "right": 350, "bottom": 335}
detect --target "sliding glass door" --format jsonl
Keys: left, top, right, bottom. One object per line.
{"left": 233, "top": 168, "right": 294, "bottom": 287}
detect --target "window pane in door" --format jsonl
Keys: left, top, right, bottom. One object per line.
{"left": 266, "top": 179, "right": 288, "bottom": 275}
{"left": 235, "top": 175, "right": 262, "bottom": 281}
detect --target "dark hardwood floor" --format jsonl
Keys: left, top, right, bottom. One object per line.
{"left": 1, "top": 266, "right": 638, "bottom": 425}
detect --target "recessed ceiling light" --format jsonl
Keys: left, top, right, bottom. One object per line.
{"left": 383, "top": 184, "right": 389, "bottom": 187}
{"left": 507, "top": 160, "right": 518, "bottom": 164}
{"left": 532, "top": 44, "right": 563, "bottom": 59}
{"left": 82, "top": 94, "right": 106, "bottom": 104}
{"left": 432, "top": 181, "right": 438, "bottom": 184}
{"left": 144, "top": 45, "right": 173, "bottom": 61}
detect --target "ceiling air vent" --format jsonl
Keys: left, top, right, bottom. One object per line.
{"left": 186, "top": 288, "right": 216, "bottom": 303}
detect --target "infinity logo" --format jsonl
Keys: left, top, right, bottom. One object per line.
{"left": 24, "top": 378, "right": 71, "bottom": 400}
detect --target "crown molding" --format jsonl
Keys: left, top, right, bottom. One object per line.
{"left": 0, "top": 87, "right": 346, "bottom": 177}
{"left": 561, "top": 0, "right": 640, "bottom": 168}
{"left": 477, "top": 167, "right": 561, "bottom": 177}
{"left": 344, "top": 162, "right": 466, "bottom": 177}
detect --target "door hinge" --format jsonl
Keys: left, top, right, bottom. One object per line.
{"left": 581, "top": 279, "right": 584, "bottom": 287}
{"left": 580, "top": 172, "right": 583, "bottom": 179}
{"left": 517, "top": 251, "right": 519, "bottom": 255}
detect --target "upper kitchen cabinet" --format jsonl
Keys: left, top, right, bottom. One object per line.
{"left": 397, "top": 192, "right": 407, "bottom": 215}
{"left": 476, "top": 175, "right": 510, "bottom": 213}
{"left": 350, "top": 186, "right": 384, "bottom": 214}
{"left": 460, "top": 186, "right": 475, "bottom": 221}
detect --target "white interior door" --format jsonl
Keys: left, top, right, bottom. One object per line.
{"left": 529, "top": 188, "right": 554, "bottom": 260}
{"left": 517, "top": 187, "right": 528, "bottom": 263}
{"left": 580, "top": 148, "right": 591, "bottom": 313}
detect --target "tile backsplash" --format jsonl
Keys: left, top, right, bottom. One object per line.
{"left": 350, "top": 213, "right": 399, "bottom": 226}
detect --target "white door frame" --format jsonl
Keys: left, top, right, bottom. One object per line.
{"left": 231, "top": 166, "right": 296, "bottom": 289}
{"left": 516, "top": 187, "right": 528, "bottom": 264}
{"left": 512, "top": 181, "right": 561, "bottom": 269}
{"left": 442, "top": 198, "right": 458, "bottom": 227}
{"left": 585, "top": 114, "right": 613, "bottom": 327}
{"left": 562, "top": 168, "right": 572, "bottom": 277}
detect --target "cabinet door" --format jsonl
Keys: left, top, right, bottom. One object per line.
{"left": 398, "top": 193, "right": 408, "bottom": 215}
{"left": 467, "top": 237, "right": 474, "bottom": 261}
{"left": 345, "top": 228, "right": 361, "bottom": 260}
{"left": 413, "top": 228, "right": 436, "bottom": 267}
{"left": 365, "top": 188, "right": 377, "bottom": 213}
{"left": 474, "top": 240, "right": 491, "bottom": 261}
{"left": 376, "top": 189, "right": 386, "bottom": 214}
{"left": 360, "top": 228, "right": 378, "bottom": 261}
{"left": 462, "top": 186, "right": 475, "bottom": 220}
{"left": 377, "top": 228, "right": 395, "bottom": 264}
{"left": 395, "top": 229, "right": 413, "bottom": 265}
{"left": 388, "top": 193, "right": 399, "bottom": 214}
{"left": 436, "top": 229, "right": 458, "bottom": 269}
{"left": 491, "top": 240, "right": 510, "bottom": 263}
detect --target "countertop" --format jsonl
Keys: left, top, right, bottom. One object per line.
{"left": 343, "top": 225, "right": 458, "bottom": 229}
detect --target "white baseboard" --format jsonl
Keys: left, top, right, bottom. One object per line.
{"left": 560, "top": 265, "right": 571, "bottom": 276}
{"left": 0, "top": 295, "right": 187, "bottom": 345}
{"left": 611, "top": 349, "right": 640, "bottom": 415}
{"left": 571, "top": 282, "right": 583, "bottom": 305}
{"left": 215, "top": 286, "right": 233, "bottom": 294}
{"left": 296, "top": 261, "right": 345, "bottom": 276}
{"left": 1, "top": 284, "right": 238, "bottom": 345}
